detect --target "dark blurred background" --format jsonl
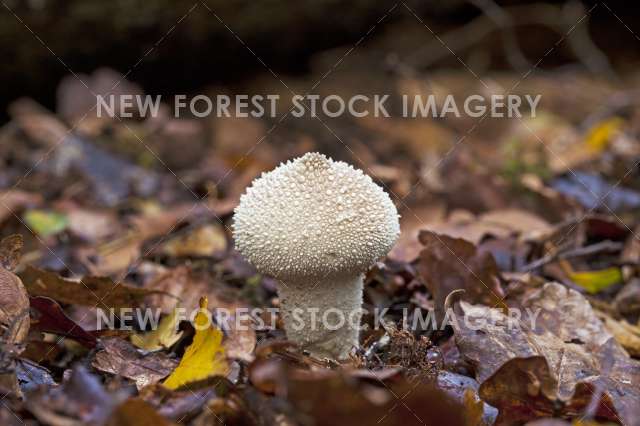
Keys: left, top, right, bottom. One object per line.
{"left": 2, "top": 0, "right": 639, "bottom": 120}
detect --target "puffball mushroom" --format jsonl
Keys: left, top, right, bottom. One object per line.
{"left": 233, "top": 152, "right": 399, "bottom": 359}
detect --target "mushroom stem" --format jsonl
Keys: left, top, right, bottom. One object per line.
{"left": 277, "top": 274, "right": 364, "bottom": 359}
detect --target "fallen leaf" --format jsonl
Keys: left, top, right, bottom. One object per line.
{"left": 15, "top": 358, "right": 56, "bottom": 393}
{"left": 423, "top": 209, "right": 552, "bottom": 245}
{"left": 105, "top": 398, "right": 172, "bottom": 426}
{"left": 569, "top": 267, "right": 623, "bottom": 294}
{"left": 63, "top": 205, "right": 119, "bottom": 242}
{"left": 0, "top": 190, "right": 41, "bottom": 224}
{"left": 452, "top": 282, "right": 640, "bottom": 425}
{"left": 597, "top": 311, "right": 640, "bottom": 357}
{"left": 0, "top": 266, "right": 30, "bottom": 344}
{"left": 417, "top": 230, "right": 506, "bottom": 322}
{"left": 0, "top": 234, "right": 23, "bottom": 271}
{"left": 131, "top": 308, "right": 183, "bottom": 352}
{"left": 29, "top": 296, "right": 98, "bottom": 348}
{"left": 584, "top": 117, "right": 624, "bottom": 153}
{"left": 463, "top": 388, "right": 484, "bottom": 426}
{"left": 218, "top": 312, "right": 257, "bottom": 363}
{"left": 437, "top": 371, "right": 498, "bottom": 426}
{"left": 161, "top": 224, "right": 227, "bottom": 258}
{"left": 287, "top": 369, "right": 466, "bottom": 426}
{"left": 551, "top": 172, "right": 640, "bottom": 212}
{"left": 23, "top": 209, "right": 69, "bottom": 238}
{"left": 26, "top": 364, "right": 129, "bottom": 425}
{"left": 20, "top": 265, "right": 167, "bottom": 310}
{"left": 614, "top": 278, "right": 640, "bottom": 317}
{"left": 93, "top": 338, "right": 177, "bottom": 389}
{"left": 163, "top": 297, "right": 229, "bottom": 390}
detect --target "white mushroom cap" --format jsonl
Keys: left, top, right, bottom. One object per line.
{"left": 233, "top": 152, "right": 400, "bottom": 281}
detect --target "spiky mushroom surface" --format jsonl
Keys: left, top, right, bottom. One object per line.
{"left": 233, "top": 152, "right": 399, "bottom": 280}
{"left": 233, "top": 152, "right": 400, "bottom": 359}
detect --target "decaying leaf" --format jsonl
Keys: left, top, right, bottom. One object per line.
{"left": 93, "top": 338, "right": 177, "bottom": 389}
{"left": 20, "top": 265, "right": 167, "bottom": 310}
{"left": 161, "top": 224, "right": 227, "bottom": 258}
{"left": 15, "top": 358, "right": 56, "bottom": 393}
{"left": 417, "top": 230, "right": 506, "bottom": 322}
{"left": 0, "top": 190, "right": 41, "bottom": 224}
{"left": 105, "top": 398, "right": 172, "bottom": 426}
{"left": 287, "top": 369, "right": 466, "bottom": 426}
{"left": 423, "top": 209, "right": 552, "bottom": 245}
{"left": 29, "top": 296, "right": 98, "bottom": 348}
{"left": 452, "top": 282, "right": 640, "bottom": 425}
{"left": 437, "top": 371, "right": 498, "bottom": 425}
{"left": 131, "top": 308, "right": 183, "bottom": 352}
{"left": 0, "top": 234, "right": 23, "bottom": 271}
{"left": 597, "top": 311, "right": 640, "bottom": 357}
{"left": 569, "top": 267, "right": 623, "bottom": 294}
{"left": 0, "top": 266, "right": 30, "bottom": 344}
{"left": 27, "top": 364, "right": 129, "bottom": 425}
{"left": 163, "top": 297, "right": 229, "bottom": 390}
{"left": 614, "top": 278, "right": 640, "bottom": 317}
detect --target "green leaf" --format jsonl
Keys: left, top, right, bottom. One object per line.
{"left": 23, "top": 210, "right": 68, "bottom": 238}
{"left": 569, "top": 267, "right": 622, "bottom": 294}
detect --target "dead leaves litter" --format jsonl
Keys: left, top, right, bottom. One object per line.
{"left": 163, "top": 297, "right": 229, "bottom": 390}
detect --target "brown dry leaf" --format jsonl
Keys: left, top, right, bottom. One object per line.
{"left": 417, "top": 230, "right": 506, "bottom": 322}
{"left": 478, "top": 209, "right": 553, "bottom": 241}
{"left": 437, "top": 371, "right": 498, "bottom": 425}
{"left": 0, "top": 190, "right": 41, "bottom": 224}
{"left": 27, "top": 364, "right": 128, "bottom": 425}
{"left": 388, "top": 202, "right": 446, "bottom": 263}
{"left": 80, "top": 202, "right": 197, "bottom": 276}
{"left": 63, "top": 206, "right": 119, "bottom": 242}
{"left": 423, "top": 209, "right": 552, "bottom": 245}
{"left": 144, "top": 266, "right": 192, "bottom": 312}
{"left": 452, "top": 282, "right": 640, "bottom": 425}
{"left": 131, "top": 308, "right": 183, "bottom": 352}
{"left": 145, "top": 266, "right": 242, "bottom": 315}
{"left": 597, "top": 311, "right": 640, "bottom": 357}
{"left": 359, "top": 115, "right": 454, "bottom": 160}
{"left": 79, "top": 235, "right": 142, "bottom": 277}
{"left": 105, "top": 398, "right": 173, "bottom": 426}
{"left": 20, "top": 265, "right": 167, "bottom": 310}
{"left": 218, "top": 313, "right": 257, "bottom": 363}
{"left": 287, "top": 369, "right": 466, "bottom": 426}
{"left": 614, "top": 278, "right": 640, "bottom": 317}
{"left": 161, "top": 224, "right": 227, "bottom": 258}
{"left": 463, "top": 388, "right": 484, "bottom": 426}
{"left": 93, "top": 338, "right": 178, "bottom": 390}
{"left": 0, "top": 267, "right": 30, "bottom": 344}
{"left": 0, "top": 234, "right": 23, "bottom": 271}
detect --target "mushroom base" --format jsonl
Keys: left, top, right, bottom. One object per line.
{"left": 277, "top": 274, "right": 364, "bottom": 360}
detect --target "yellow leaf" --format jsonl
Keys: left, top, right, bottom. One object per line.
{"left": 163, "top": 297, "right": 228, "bottom": 389}
{"left": 131, "top": 308, "right": 183, "bottom": 351}
{"left": 569, "top": 267, "right": 622, "bottom": 294}
{"left": 162, "top": 224, "right": 227, "bottom": 257}
{"left": 584, "top": 117, "right": 623, "bottom": 153}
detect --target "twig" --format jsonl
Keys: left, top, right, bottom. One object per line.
{"left": 405, "top": 2, "right": 617, "bottom": 79}
{"left": 468, "top": 0, "right": 531, "bottom": 72}
{"left": 520, "top": 240, "right": 623, "bottom": 272}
